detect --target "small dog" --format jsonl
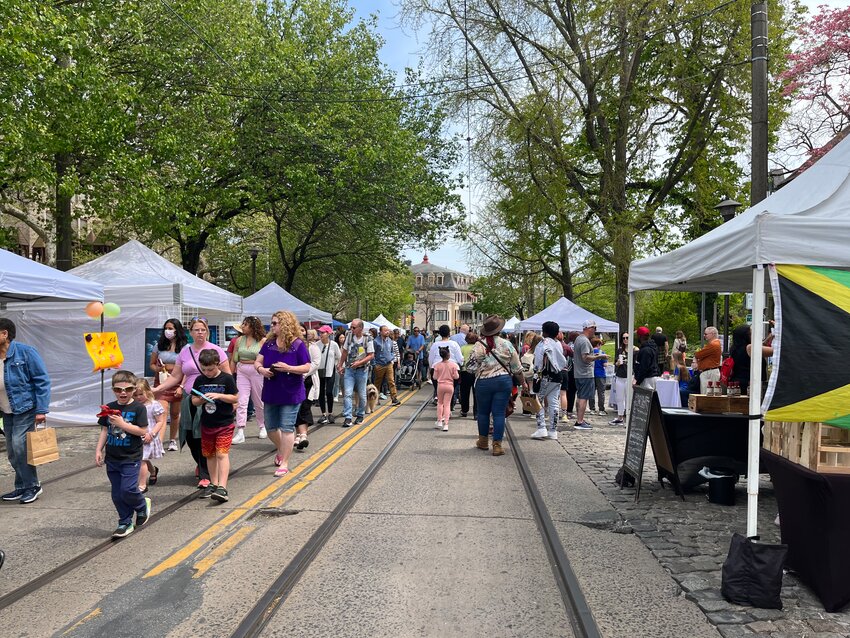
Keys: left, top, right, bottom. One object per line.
{"left": 352, "top": 384, "right": 380, "bottom": 414}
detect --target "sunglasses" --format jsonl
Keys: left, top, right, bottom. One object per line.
{"left": 191, "top": 316, "right": 208, "bottom": 323}
{"left": 113, "top": 386, "right": 134, "bottom": 394}
{"left": 270, "top": 320, "right": 279, "bottom": 326}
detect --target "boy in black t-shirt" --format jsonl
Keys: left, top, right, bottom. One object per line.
{"left": 192, "top": 349, "right": 238, "bottom": 502}
{"left": 96, "top": 370, "right": 151, "bottom": 538}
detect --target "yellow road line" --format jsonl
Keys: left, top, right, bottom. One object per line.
{"left": 192, "top": 525, "right": 256, "bottom": 578}
{"left": 144, "top": 390, "right": 417, "bottom": 578}
{"left": 62, "top": 607, "right": 101, "bottom": 636}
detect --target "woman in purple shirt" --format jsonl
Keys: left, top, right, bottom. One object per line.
{"left": 153, "top": 317, "right": 230, "bottom": 488}
{"left": 254, "top": 310, "right": 311, "bottom": 476}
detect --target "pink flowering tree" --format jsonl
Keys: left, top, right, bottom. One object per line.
{"left": 780, "top": 5, "right": 850, "bottom": 165}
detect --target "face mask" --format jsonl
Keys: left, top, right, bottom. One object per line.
{"left": 164, "top": 329, "right": 176, "bottom": 339}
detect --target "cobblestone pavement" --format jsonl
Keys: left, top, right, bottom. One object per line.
{"left": 552, "top": 415, "right": 850, "bottom": 638}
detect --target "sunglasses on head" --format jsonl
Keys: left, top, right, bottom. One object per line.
{"left": 113, "top": 386, "right": 134, "bottom": 394}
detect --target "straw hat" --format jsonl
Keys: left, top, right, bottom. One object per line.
{"left": 229, "top": 321, "right": 244, "bottom": 334}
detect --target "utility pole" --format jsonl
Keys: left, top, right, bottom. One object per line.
{"left": 751, "top": 2, "right": 769, "bottom": 206}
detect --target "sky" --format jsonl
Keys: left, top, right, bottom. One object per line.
{"left": 348, "top": 0, "right": 845, "bottom": 275}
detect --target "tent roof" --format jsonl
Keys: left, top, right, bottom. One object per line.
{"left": 629, "top": 133, "right": 850, "bottom": 292}
{"left": 243, "top": 282, "right": 331, "bottom": 323}
{"left": 69, "top": 240, "right": 242, "bottom": 312}
{"left": 503, "top": 316, "right": 520, "bottom": 333}
{"left": 518, "top": 297, "right": 619, "bottom": 333}
{"left": 0, "top": 248, "right": 104, "bottom": 303}
{"left": 371, "top": 314, "right": 403, "bottom": 332}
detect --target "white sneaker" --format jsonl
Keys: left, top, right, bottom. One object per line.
{"left": 167, "top": 439, "right": 178, "bottom": 451}
{"left": 598, "top": 409, "right": 607, "bottom": 416}
{"left": 231, "top": 428, "right": 245, "bottom": 444}
{"left": 258, "top": 426, "right": 268, "bottom": 439}
{"left": 547, "top": 430, "right": 559, "bottom": 440}
{"left": 442, "top": 422, "right": 448, "bottom": 432}
{"left": 426, "top": 378, "right": 433, "bottom": 385}
{"left": 435, "top": 420, "right": 443, "bottom": 429}
{"left": 379, "top": 393, "right": 387, "bottom": 400}
{"left": 531, "top": 427, "right": 548, "bottom": 440}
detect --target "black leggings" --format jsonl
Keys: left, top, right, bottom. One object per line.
{"left": 318, "top": 375, "right": 335, "bottom": 414}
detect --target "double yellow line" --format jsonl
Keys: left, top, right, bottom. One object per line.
{"left": 144, "top": 391, "right": 418, "bottom": 579}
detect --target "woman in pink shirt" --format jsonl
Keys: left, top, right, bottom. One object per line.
{"left": 433, "top": 347, "right": 459, "bottom": 432}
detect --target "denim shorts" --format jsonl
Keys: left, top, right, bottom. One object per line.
{"left": 575, "top": 377, "right": 595, "bottom": 400}
{"left": 263, "top": 403, "right": 299, "bottom": 433}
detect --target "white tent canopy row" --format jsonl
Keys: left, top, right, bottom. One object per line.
{"left": 0, "top": 248, "right": 104, "bottom": 304}
{"left": 626, "top": 131, "right": 850, "bottom": 538}
{"left": 503, "top": 316, "right": 520, "bottom": 333}
{"left": 519, "top": 297, "right": 619, "bottom": 333}
{"left": 4, "top": 240, "right": 244, "bottom": 426}
{"left": 242, "top": 282, "right": 332, "bottom": 324}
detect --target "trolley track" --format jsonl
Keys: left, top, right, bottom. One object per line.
{"left": 0, "top": 394, "right": 412, "bottom": 613}
{"left": 230, "top": 402, "right": 602, "bottom": 638}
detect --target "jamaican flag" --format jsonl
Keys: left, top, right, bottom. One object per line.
{"left": 764, "top": 264, "right": 850, "bottom": 429}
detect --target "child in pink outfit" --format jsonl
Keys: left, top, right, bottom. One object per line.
{"left": 433, "top": 347, "right": 459, "bottom": 432}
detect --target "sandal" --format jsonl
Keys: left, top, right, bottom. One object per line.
{"left": 297, "top": 435, "right": 309, "bottom": 450}
{"left": 149, "top": 466, "right": 159, "bottom": 485}
{"left": 274, "top": 466, "right": 289, "bottom": 477}
{"left": 139, "top": 485, "right": 148, "bottom": 493}
{"left": 274, "top": 454, "right": 283, "bottom": 467}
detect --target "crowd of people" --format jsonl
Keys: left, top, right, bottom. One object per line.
{"left": 0, "top": 312, "right": 774, "bottom": 540}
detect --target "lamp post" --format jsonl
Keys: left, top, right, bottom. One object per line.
{"left": 248, "top": 247, "right": 259, "bottom": 294}
{"left": 714, "top": 198, "right": 742, "bottom": 223}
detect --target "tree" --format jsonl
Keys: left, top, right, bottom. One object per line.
{"left": 780, "top": 5, "right": 850, "bottom": 167}
{"left": 403, "top": 0, "right": 798, "bottom": 329}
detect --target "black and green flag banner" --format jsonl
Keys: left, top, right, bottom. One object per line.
{"left": 764, "top": 264, "right": 850, "bottom": 429}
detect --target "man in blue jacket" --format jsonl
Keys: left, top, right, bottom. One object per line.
{"left": 0, "top": 318, "right": 51, "bottom": 504}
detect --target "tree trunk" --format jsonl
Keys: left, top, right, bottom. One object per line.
{"left": 179, "top": 233, "right": 208, "bottom": 275}
{"left": 54, "top": 151, "right": 73, "bottom": 271}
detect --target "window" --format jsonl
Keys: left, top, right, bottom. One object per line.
{"left": 435, "top": 310, "right": 448, "bottom": 321}
{"left": 437, "top": 275, "right": 444, "bottom": 285}
{"left": 416, "top": 276, "right": 422, "bottom": 286}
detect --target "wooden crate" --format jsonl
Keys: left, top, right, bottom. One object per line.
{"left": 688, "top": 394, "right": 751, "bottom": 414}
{"left": 763, "top": 421, "right": 850, "bottom": 474}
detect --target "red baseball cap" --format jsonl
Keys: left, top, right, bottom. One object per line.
{"left": 636, "top": 326, "right": 650, "bottom": 337}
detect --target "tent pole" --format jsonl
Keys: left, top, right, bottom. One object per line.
{"left": 747, "top": 265, "right": 766, "bottom": 537}
{"left": 626, "top": 292, "right": 635, "bottom": 426}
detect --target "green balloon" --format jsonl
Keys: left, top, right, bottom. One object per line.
{"left": 103, "top": 302, "right": 121, "bottom": 318}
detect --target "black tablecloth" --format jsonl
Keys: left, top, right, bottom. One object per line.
{"left": 763, "top": 450, "right": 850, "bottom": 612}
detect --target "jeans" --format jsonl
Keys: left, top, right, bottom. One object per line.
{"left": 343, "top": 367, "right": 368, "bottom": 418}
{"left": 536, "top": 379, "right": 561, "bottom": 432}
{"left": 589, "top": 377, "right": 606, "bottom": 411}
{"left": 1, "top": 409, "right": 39, "bottom": 490}
{"left": 264, "top": 402, "right": 298, "bottom": 433}
{"left": 475, "top": 374, "right": 512, "bottom": 442}
{"left": 105, "top": 459, "right": 146, "bottom": 525}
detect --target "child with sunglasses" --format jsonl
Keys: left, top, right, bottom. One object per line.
{"left": 95, "top": 370, "right": 152, "bottom": 539}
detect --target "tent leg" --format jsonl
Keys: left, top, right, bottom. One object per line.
{"left": 747, "top": 265, "right": 766, "bottom": 538}
{"left": 626, "top": 293, "right": 635, "bottom": 426}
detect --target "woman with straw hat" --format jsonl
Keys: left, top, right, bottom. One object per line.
{"left": 465, "top": 315, "right": 523, "bottom": 456}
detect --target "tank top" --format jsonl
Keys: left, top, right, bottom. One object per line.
{"left": 235, "top": 336, "right": 261, "bottom": 362}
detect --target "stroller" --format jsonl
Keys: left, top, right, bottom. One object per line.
{"left": 397, "top": 349, "right": 421, "bottom": 389}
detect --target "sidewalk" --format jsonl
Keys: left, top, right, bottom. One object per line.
{"left": 544, "top": 413, "right": 850, "bottom": 638}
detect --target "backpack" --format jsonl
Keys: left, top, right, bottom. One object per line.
{"left": 720, "top": 356, "right": 735, "bottom": 386}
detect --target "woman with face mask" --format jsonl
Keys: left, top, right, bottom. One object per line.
{"left": 150, "top": 318, "right": 188, "bottom": 451}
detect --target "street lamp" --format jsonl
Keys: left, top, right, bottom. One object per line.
{"left": 714, "top": 198, "right": 742, "bottom": 223}
{"left": 248, "top": 247, "right": 260, "bottom": 294}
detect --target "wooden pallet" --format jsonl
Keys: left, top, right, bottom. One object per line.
{"left": 763, "top": 421, "right": 850, "bottom": 474}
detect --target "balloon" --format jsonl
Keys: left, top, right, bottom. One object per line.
{"left": 103, "top": 302, "right": 121, "bottom": 318}
{"left": 85, "top": 301, "right": 104, "bottom": 319}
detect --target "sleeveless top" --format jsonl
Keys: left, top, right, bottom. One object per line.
{"left": 235, "top": 336, "right": 262, "bottom": 362}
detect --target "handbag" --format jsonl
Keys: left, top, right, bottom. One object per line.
{"left": 26, "top": 426, "right": 60, "bottom": 466}
{"left": 521, "top": 392, "right": 542, "bottom": 414}
{"left": 721, "top": 533, "right": 787, "bottom": 609}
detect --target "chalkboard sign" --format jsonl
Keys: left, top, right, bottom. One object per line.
{"left": 621, "top": 386, "right": 658, "bottom": 501}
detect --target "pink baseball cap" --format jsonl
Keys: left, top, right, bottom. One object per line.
{"left": 318, "top": 325, "right": 333, "bottom": 334}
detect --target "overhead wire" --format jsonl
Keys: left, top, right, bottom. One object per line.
{"left": 153, "top": 0, "right": 747, "bottom": 106}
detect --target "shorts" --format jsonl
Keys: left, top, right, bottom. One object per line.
{"left": 264, "top": 402, "right": 299, "bottom": 433}
{"left": 575, "top": 377, "right": 595, "bottom": 400}
{"left": 201, "top": 424, "right": 235, "bottom": 458}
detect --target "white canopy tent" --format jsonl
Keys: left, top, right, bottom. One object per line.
{"left": 4, "top": 240, "right": 242, "bottom": 425}
{"left": 518, "top": 297, "right": 619, "bottom": 333}
{"left": 628, "top": 133, "right": 850, "bottom": 537}
{"left": 503, "top": 316, "right": 520, "bottom": 333}
{"left": 371, "top": 313, "right": 404, "bottom": 333}
{"left": 243, "top": 282, "right": 332, "bottom": 324}
{"left": 0, "top": 248, "right": 103, "bottom": 304}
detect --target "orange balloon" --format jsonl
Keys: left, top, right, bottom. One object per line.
{"left": 85, "top": 301, "right": 104, "bottom": 319}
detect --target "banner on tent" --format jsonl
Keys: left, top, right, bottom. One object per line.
{"left": 764, "top": 264, "right": 850, "bottom": 429}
